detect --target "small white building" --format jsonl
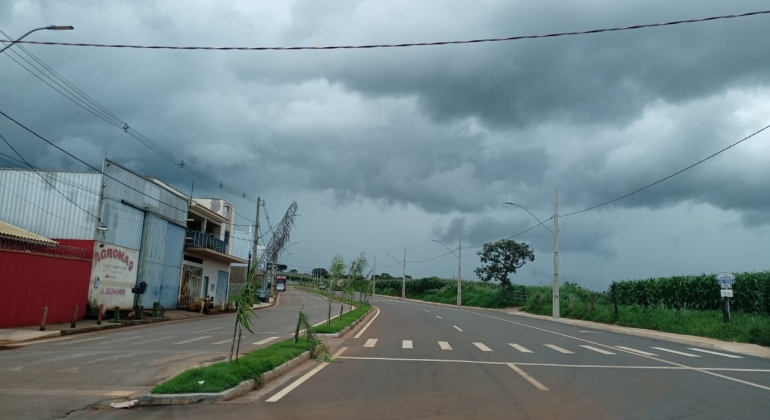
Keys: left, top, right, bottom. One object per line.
{"left": 178, "top": 198, "right": 247, "bottom": 308}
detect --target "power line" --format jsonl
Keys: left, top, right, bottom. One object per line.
{"left": 0, "top": 28, "right": 259, "bottom": 206}
{"left": 0, "top": 109, "right": 191, "bottom": 215}
{"left": 560, "top": 122, "right": 770, "bottom": 218}
{"left": 4, "top": 10, "right": 768, "bottom": 52}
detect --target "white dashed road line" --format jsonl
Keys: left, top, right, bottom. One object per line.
{"left": 453, "top": 325, "right": 463, "bottom": 332}
{"left": 473, "top": 342, "right": 492, "bottom": 352}
{"left": 364, "top": 339, "right": 378, "bottom": 348}
{"left": 580, "top": 345, "right": 616, "bottom": 355}
{"left": 438, "top": 341, "right": 452, "bottom": 350}
{"left": 253, "top": 336, "right": 281, "bottom": 345}
{"left": 652, "top": 347, "right": 700, "bottom": 357}
{"left": 402, "top": 340, "right": 413, "bottom": 349}
{"left": 508, "top": 343, "right": 533, "bottom": 353}
{"left": 544, "top": 344, "right": 573, "bottom": 354}
{"left": 132, "top": 336, "right": 175, "bottom": 345}
{"left": 615, "top": 346, "right": 657, "bottom": 356}
{"left": 172, "top": 336, "right": 211, "bottom": 345}
{"left": 688, "top": 348, "right": 743, "bottom": 358}
{"left": 508, "top": 363, "right": 549, "bottom": 391}
{"left": 212, "top": 338, "right": 233, "bottom": 345}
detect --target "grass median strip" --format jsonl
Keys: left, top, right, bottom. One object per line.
{"left": 313, "top": 305, "right": 371, "bottom": 334}
{"left": 150, "top": 338, "right": 310, "bottom": 394}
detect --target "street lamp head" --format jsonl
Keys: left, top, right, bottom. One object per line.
{"left": 47, "top": 25, "right": 75, "bottom": 30}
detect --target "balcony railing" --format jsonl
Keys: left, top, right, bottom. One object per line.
{"left": 185, "top": 230, "right": 226, "bottom": 254}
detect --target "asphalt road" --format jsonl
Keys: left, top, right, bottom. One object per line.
{"left": 65, "top": 292, "right": 770, "bottom": 420}
{"left": 0, "top": 288, "right": 338, "bottom": 420}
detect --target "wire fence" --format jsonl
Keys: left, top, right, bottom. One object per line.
{"left": 0, "top": 236, "right": 92, "bottom": 260}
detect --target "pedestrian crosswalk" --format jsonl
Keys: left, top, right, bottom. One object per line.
{"left": 355, "top": 339, "right": 746, "bottom": 360}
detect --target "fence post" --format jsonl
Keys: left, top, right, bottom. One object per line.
{"left": 569, "top": 293, "right": 575, "bottom": 309}
{"left": 70, "top": 305, "right": 78, "bottom": 328}
{"left": 590, "top": 293, "right": 595, "bottom": 312}
{"left": 39, "top": 306, "right": 48, "bottom": 331}
{"left": 339, "top": 304, "right": 343, "bottom": 320}
{"left": 97, "top": 304, "right": 104, "bottom": 325}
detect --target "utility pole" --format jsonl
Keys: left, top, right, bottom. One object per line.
{"left": 457, "top": 229, "right": 462, "bottom": 306}
{"left": 252, "top": 197, "right": 260, "bottom": 287}
{"left": 553, "top": 189, "right": 560, "bottom": 318}
{"left": 372, "top": 255, "right": 377, "bottom": 295}
{"left": 402, "top": 247, "right": 406, "bottom": 298}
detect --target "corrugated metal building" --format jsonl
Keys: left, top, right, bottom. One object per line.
{"left": 0, "top": 159, "right": 190, "bottom": 325}
{"left": 0, "top": 168, "right": 101, "bottom": 239}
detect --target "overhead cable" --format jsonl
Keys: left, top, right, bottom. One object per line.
{"left": 3, "top": 10, "right": 767, "bottom": 52}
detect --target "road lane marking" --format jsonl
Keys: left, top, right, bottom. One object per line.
{"left": 459, "top": 310, "right": 770, "bottom": 392}
{"left": 436, "top": 315, "right": 442, "bottom": 319}
{"left": 212, "top": 338, "right": 233, "bottom": 345}
{"left": 364, "top": 339, "right": 378, "bottom": 348}
{"left": 508, "top": 363, "right": 549, "bottom": 391}
{"left": 253, "top": 336, "right": 281, "bottom": 345}
{"left": 508, "top": 344, "right": 533, "bottom": 353}
{"left": 132, "top": 336, "right": 176, "bottom": 345}
{"left": 55, "top": 336, "right": 109, "bottom": 345}
{"left": 652, "top": 347, "right": 700, "bottom": 357}
{"left": 192, "top": 326, "right": 224, "bottom": 333}
{"left": 266, "top": 347, "right": 347, "bottom": 403}
{"left": 402, "top": 340, "right": 413, "bottom": 349}
{"left": 688, "top": 348, "right": 743, "bottom": 358}
{"left": 145, "top": 353, "right": 196, "bottom": 366}
{"left": 0, "top": 366, "right": 22, "bottom": 372}
{"left": 438, "top": 341, "right": 452, "bottom": 350}
{"left": 84, "top": 353, "right": 138, "bottom": 364}
{"left": 34, "top": 352, "right": 100, "bottom": 364}
{"left": 580, "top": 345, "right": 616, "bottom": 355}
{"left": 615, "top": 346, "right": 657, "bottom": 356}
{"left": 172, "top": 336, "right": 211, "bottom": 345}
{"left": 544, "top": 344, "right": 573, "bottom": 354}
{"left": 354, "top": 307, "right": 380, "bottom": 339}
{"left": 102, "top": 336, "right": 143, "bottom": 345}
{"left": 453, "top": 325, "right": 463, "bottom": 332}
{"left": 473, "top": 342, "right": 492, "bottom": 352}
{"left": 424, "top": 309, "right": 429, "bottom": 312}
{"left": 58, "top": 367, "right": 79, "bottom": 373}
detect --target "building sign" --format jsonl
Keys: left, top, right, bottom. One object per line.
{"left": 88, "top": 242, "right": 140, "bottom": 309}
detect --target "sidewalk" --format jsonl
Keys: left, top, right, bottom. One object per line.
{"left": 0, "top": 298, "right": 278, "bottom": 345}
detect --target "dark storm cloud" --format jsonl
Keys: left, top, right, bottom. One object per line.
{"left": 1, "top": 0, "right": 770, "bottom": 225}
{"left": 432, "top": 214, "right": 615, "bottom": 258}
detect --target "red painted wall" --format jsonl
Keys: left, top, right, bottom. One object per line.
{"left": 0, "top": 240, "right": 93, "bottom": 328}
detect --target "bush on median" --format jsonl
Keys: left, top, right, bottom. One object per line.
{"left": 150, "top": 337, "right": 310, "bottom": 394}
{"left": 313, "top": 305, "right": 371, "bottom": 334}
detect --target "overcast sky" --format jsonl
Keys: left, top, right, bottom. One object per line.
{"left": 1, "top": 0, "right": 769, "bottom": 290}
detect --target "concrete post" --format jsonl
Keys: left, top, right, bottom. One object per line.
{"left": 39, "top": 306, "right": 48, "bottom": 331}
{"left": 70, "top": 305, "right": 78, "bottom": 328}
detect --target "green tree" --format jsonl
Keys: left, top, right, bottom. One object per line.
{"left": 474, "top": 239, "right": 535, "bottom": 298}
{"left": 327, "top": 255, "right": 346, "bottom": 325}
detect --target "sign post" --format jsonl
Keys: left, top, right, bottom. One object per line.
{"left": 716, "top": 272, "right": 735, "bottom": 323}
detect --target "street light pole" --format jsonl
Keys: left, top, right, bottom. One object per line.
{"left": 402, "top": 247, "right": 406, "bottom": 299}
{"left": 0, "top": 25, "right": 74, "bottom": 55}
{"left": 431, "top": 235, "right": 462, "bottom": 306}
{"left": 458, "top": 229, "right": 462, "bottom": 306}
{"left": 553, "top": 189, "right": 560, "bottom": 318}
{"left": 505, "top": 198, "right": 559, "bottom": 318}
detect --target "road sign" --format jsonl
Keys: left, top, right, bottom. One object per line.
{"left": 721, "top": 289, "right": 734, "bottom": 298}
{"left": 716, "top": 272, "right": 735, "bottom": 286}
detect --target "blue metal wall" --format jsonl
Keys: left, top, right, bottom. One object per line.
{"left": 137, "top": 214, "right": 185, "bottom": 309}
{"left": 216, "top": 270, "right": 229, "bottom": 306}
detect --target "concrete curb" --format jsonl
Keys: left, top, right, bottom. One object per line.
{"left": 139, "top": 351, "right": 311, "bottom": 405}
{"left": 507, "top": 310, "right": 770, "bottom": 359}
{"left": 317, "top": 307, "right": 375, "bottom": 338}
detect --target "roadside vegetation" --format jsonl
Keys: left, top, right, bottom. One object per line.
{"left": 313, "top": 306, "right": 371, "bottom": 334}
{"left": 151, "top": 337, "right": 314, "bottom": 394}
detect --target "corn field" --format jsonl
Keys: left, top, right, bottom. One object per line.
{"left": 608, "top": 271, "right": 770, "bottom": 314}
